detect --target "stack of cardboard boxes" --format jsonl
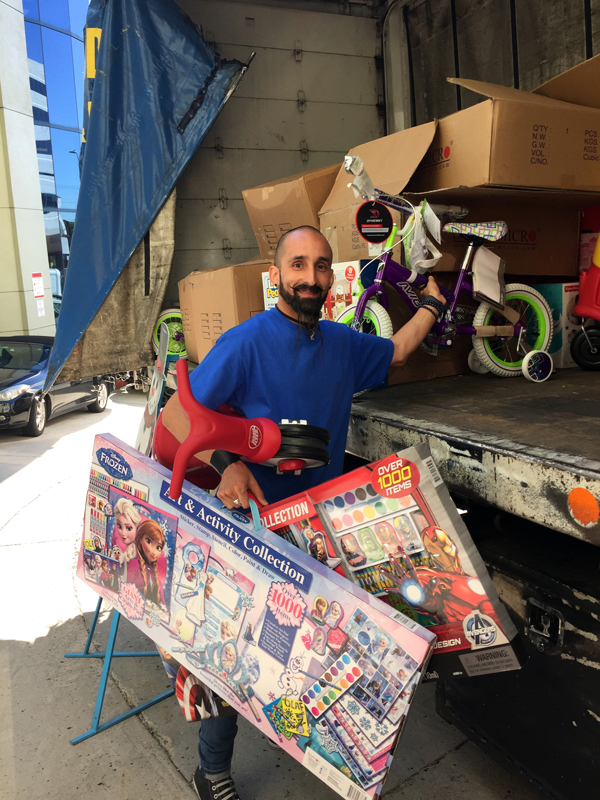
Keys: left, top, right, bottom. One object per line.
{"left": 179, "top": 56, "right": 600, "bottom": 380}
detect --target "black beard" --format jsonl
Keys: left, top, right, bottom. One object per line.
{"left": 278, "top": 282, "right": 328, "bottom": 324}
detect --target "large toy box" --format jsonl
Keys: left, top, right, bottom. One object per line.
{"left": 259, "top": 444, "right": 524, "bottom": 681}
{"left": 78, "top": 435, "right": 435, "bottom": 799}
{"left": 530, "top": 282, "right": 582, "bottom": 369}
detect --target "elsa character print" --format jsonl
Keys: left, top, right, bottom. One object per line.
{"left": 112, "top": 497, "right": 142, "bottom": 580}
{"left": 368, "top": 633, "right": 391, "bottom": 663}
{"left": 220, "top": 620, "right": 238, "bottom": 641}
{"left": 93, "top": 553, "right": 103, "bottom": 584}
{"left": 183, "top": 555, "right": 207, "bottom": 627}
{"left": 324, "top": 601, "right": 343, "bottom": 629}
{"left": 221, "top": 642, "right": 238, "bottom": 675}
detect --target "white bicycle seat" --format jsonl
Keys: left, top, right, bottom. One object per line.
{"left": 442, "top": 220, "right": 507, "bottom": 241}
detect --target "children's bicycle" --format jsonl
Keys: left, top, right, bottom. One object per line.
{"left": 335, "top": 161, "right": 553, "bottom": 378}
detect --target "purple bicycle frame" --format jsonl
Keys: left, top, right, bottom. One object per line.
{"left": 353, "top": 243, "right": 518, "bottom": 347}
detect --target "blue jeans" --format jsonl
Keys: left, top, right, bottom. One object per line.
{"left": 198, "top": 714, "right": 239, "bottom": 779}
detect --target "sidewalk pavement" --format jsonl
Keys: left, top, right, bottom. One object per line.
{"left": 0, "top": 388, "right": 544, "bottom": 800}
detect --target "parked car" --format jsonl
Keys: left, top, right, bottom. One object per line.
{"left": 0, "top": 336, "right": 115, "bottom": 437}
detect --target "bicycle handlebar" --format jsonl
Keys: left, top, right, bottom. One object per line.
{"left": 167, "top": 359, "right": 281, "bottom": 499}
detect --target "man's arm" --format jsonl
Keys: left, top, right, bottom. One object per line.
{"left": 161, "top": 393, "right": 267, "bottom": 509}
{"left": 390, "top": 276, "right": 446, "bottom": 367}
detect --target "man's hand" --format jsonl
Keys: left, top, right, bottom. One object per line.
{"left": 217, "top": 461, "right": 268, "bottom": 510}
{"left": 420, "top": 275, "right": 447, "bottom": 306}
{"left": 390, "top": 276, "right": 447, "bottom": 367}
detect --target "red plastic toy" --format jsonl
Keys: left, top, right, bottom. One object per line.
{"left": 571, "top": 237, "right": 600, "bottom": 369}
{"left": 166, "top": 360, "right": 281, "bottom": 499}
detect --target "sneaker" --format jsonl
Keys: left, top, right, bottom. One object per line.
{"left": 193, "top": 767, "right": 240, "bottom": 800}
{"left": 266, "top": 737, "right": 282, "bottom": 751}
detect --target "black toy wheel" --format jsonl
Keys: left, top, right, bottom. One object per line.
{"left": 273, "top": 443, "right": 330, "bottom": 464}
{"left": 279, "top": 435, "right": 328, "bottom": 451}
{"left": 278, "top": 423, "right": 330, "bottom": 446}
{"left": 570, "top": 328, "right": 600, "bottom": 371}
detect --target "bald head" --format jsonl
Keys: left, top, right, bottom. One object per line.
{"left": 274, "top": 225, "right": 332, "bottom": 269}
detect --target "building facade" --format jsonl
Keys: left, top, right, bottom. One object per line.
{"left": 23, "top": 0, "right": 87, "bottom": 313}
{"left": 0, "top": 0, "right": 86, "bottom": 336}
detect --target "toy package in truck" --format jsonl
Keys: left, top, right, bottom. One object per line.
{"left": 260, "top": 443, "right": 524, "bottom": 681}
{"left": 78, "top": 434, "right": 436, "bottom": 800}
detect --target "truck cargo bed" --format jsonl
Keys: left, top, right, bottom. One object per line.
{"left": 347, "top": 371, "right": 600, "bottom": 545}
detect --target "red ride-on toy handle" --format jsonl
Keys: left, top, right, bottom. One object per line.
{"left": 168, "top": 359, "right": 281, "bottom": 499}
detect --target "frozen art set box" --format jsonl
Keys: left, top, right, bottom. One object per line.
{"left": 259, "top": 443, "right": 524, "bottom": 681}
{"left": 78, "top": 435, "right": 435, "bottom": 800}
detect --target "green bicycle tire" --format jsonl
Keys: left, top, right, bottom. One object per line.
{"left": 472, "top": 283, "right": 552, "bottom": 377}
{"left": 335, "top": 299, "right": 393, "bottom": 338}
{"left": 152, "top": 309, "right": 187, "bottom": 358}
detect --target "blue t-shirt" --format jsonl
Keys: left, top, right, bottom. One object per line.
{"left": 189, "top": 308, "right": 394, "bottom": 504}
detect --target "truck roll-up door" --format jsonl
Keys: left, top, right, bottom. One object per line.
{"left": 167, "top": 0, "right": 383, "bottom": 303}
{"left": 386, "top": 0, "right": 593, "bottom": 133}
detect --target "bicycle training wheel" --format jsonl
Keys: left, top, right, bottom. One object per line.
{"left": 335, "top": 299, "right": 393, "bottom": 338}
{"left": 472, "top": 283, "right": 552, "bottom": 377}
{"left": 152, "top": 309, "right": 187, "bottom": 358}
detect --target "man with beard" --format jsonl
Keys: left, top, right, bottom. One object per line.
{"left": 160, "top": 225, "right": 445, "bottom": 800}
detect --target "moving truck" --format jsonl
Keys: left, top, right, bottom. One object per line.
{"left": 53, "top": 4, "right": 600, "bottom": 798}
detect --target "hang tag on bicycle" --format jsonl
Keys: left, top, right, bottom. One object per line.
{"left": 522, "top": 350, "right": 553, "bottom": 382}
{"left": 355, "top": 201, "right": 394, "bottom": 244}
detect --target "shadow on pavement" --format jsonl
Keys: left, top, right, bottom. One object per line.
{"left": 0, "top": 605, "right": 545, "bottom": 800}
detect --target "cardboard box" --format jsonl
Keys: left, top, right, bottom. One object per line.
{"left": 410, "top": 68, "right": 600, "bottom": 193}
{"left": 530, "top": 282, "right": 584, "bottom": 368}
{"left": 260, "top": 443, "right": 523, "bottom": 681}
{"left": 405, "top": 187, "right": 587, "bottom": 276}
{"left": 319, "top": 123, "right": 437, "bottom": 262}
{"left": 262, "top": 272, "right": 279, "bottom": 311}
{"left": 322, "top": 139, "right": 596, "bottom": 276}
{"left": 243, "top": 164, "right": 342, "bottom": 259}
{"left": 319, "top": 58, "right": 600, "bottom": 273}
{"left": 79, "top": 434, "right": 436, "bottom": 799}
{"left": 179, "top": 259, "right": 270, "bottom": 363}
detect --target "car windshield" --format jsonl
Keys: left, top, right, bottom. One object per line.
{"left": 0, "top": 342, "right": 50, "bottom": 383}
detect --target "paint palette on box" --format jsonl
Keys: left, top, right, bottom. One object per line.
{"left": 302, "top": 653, "right": 363, "bottom": 718}
{"left": 78, "top": 434, "right": 435, "bottom": 800}
{"left": 261, "top": 443, "right": 526, "bottom": 682}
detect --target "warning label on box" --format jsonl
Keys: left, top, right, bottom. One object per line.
{"left": 459, "top": 647, "right": 521, "bottom": 677}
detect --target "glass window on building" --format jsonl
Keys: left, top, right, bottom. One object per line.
{"left": 38, "top": 0, "right": 71, "bottom": 31}
{"left": 23, "top": 0, "right": 88, "bottom": 316}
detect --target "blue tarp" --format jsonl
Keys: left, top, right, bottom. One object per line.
{"left": 46, "top": 0, "right": 246, "bottom": 389}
